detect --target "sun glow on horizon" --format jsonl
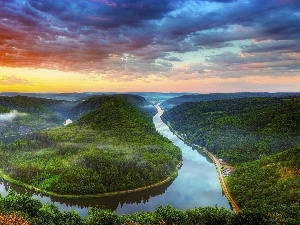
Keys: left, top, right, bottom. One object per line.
{"left": 1, "top": 66, "right": 299, "bottom": 93}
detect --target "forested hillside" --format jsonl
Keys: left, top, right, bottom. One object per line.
{"left": 162, "top": 97, "right": 300, "bottom": 164}
{"left": 227, "top": 147, "right": 300, "bottom": 224}
{"left": 0, "top": 95, "right": 181, "bottom": 195}
{"left": 0, "top": 96, "right": 75, "bottom": 143}
{"left": 69, "top": 94, "right": 157, "bottom": 120}
{"left": 160, "top": 92, "right": 300, "bottom": 110}
{"left": 162, "top": 96, "right": 300, "bottom": 223}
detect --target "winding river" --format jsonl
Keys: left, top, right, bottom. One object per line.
{"left": 0, "top": 105, "right": 230, "bottom": 216}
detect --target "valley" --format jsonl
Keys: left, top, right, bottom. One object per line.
{"left": 0, "top": 92, "right": 299, "bottom": 224}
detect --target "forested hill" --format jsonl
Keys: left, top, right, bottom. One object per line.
{"left": 0, "top": 96, "right": 76, "bottom": 143}
{"left": 0, "top": 95, "right": 65, "bottom": 113}
{"left": 69, "top": 94, "right": 157, "bottom": 120}
{"left": 227, "top": 146, "right": 300, "bottom": 224}
{"left": 0, "top": 95, "right": 181, "bottom": 195}
{"left": 162, "top": 96, "right": 300, "bottom": 164}
{"left": 160, "top": 92, "right": 300, "bottom": 110}
{"left": 162, "top": 96, "right": 300, "bottom": 223}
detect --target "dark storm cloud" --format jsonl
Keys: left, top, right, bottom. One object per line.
{"left": 0, "top": 0, "right": 299, "bottom": 78}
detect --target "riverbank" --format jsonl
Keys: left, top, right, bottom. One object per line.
{"left": 200, "top": 148, "right": 240, "bottom": 212}
{"left": 168, "top": 127, "right": 240, "bottom": 213}
{"left": 0, "top": 162, "right": 181, "bottom": 199}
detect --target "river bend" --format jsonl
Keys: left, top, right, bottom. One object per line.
{"left": 0, "top": 105, "right": 230, "bottom": 216}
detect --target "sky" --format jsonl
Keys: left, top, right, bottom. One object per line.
{"left": 0, "top": 0, "right": 300, "bottom": 93}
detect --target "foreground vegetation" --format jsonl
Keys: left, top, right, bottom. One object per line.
{"left": 0, "top": 95, "right": 181, "bottom": 195}
{"left": 0, "top": 190, "right": 276, "bottom": 225}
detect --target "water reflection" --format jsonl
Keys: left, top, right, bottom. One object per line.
{"left": 0, "top": 105, "right": 230, "bottom": 217}
{"left": 0, "top": 177, "right": 174, "bottom": 217}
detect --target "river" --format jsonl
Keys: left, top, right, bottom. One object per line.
{"left": 0, "top": 105, "right": 230, "bottom": 216}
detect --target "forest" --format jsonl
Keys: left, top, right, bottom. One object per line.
{"left": 0, "top": 94, "right": 181, "bottom": 195}
{"left": 227, "top": 147, "right": 300, "bottom": 224}
{"left": 0, "top": 95, "right": 76, "bottom": 143}
{"left": 162, "top": 96, "right": 300, "bottom": 223}
{"left": 162, "top": 96, "right": 300, "bottom": 164}
{"left": 160, "top": 92, "right": 300, "bottom": 110}
{"left": 1, "top": 93, "right": 299, "bottom": 224}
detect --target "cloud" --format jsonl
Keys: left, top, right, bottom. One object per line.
{"left": 241, "top": 40, "right": 300, "bottom": 53}
{"left": 0, "top": 110, "right": 27, "bottom": 122}
{"left": 0, "top": 76, "right": 33, "bottom": 85}
{"left": 0, "top": 0, "right": 299, "bottom": 80}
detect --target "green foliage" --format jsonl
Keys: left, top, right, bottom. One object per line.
{"left": 227, "top": 147, "right": 300, "bottom": 223}
{"left": 36, "top": 204, "right": 62, "bottom": 225}
{"left": 0, "top": 193, "right": 276, "bottom": 225}
{"left": 0, "top": 189, "right": 42, "bottom": 217}
{"left": 61, "top": 211, "right": 84, "bottom": 225}
{"left": 160, "top": 92, "right": 300, "bottom": 110}
{"left": 155, "top": 205, "right": 187, "bottom": 224}
{"left": 186, "top": 206, "right": 231, "bottom": 225}
{"left": 0, "top": 105, "right": 9, "bottom": 113}
{"left": 230, "top": 210, "right": 274, "bottom": 225}
{"left": 119, "top": 211, "right": 159, "bottom": 225}
{"left": 85, "top": 208, "right": 119, "bottom": 225}
{"left": 0, "top": 95, "right": 74, "bottom": 144}
{"left": 0, "top": 95, "right": 181, "bottom": 195}
{"left": 162, "top": 97, "right": 300, "bottom": 164}
{"left": 162, "top": 97, "right": 300, "bottom": 223}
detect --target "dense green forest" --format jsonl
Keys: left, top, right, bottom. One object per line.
{"left": 227, "top": 147, "right": 300, "bottom": 224}
{"left": 0, "top": 190, "right": 275, "bottom": 225}
{"left": 2, "top": 93, "right": 299, "bottom": 224}
{"left": 0, "top": 95, "right": 181, "bottom": 195}
{"left": 162, "top": 97, "right": 300, "bottom": 164}
{"left": 160, "top": 92, "right": 300, "bottom": 110}
{"left": 162, "top": 96, "right": 300, "bottom": 224}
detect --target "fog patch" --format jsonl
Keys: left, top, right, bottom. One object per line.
{"left": 64, "top": 119, "right": 73, "bottom": 126}
{"left": 0, "top": 110, "right": 27, "bottom": 122}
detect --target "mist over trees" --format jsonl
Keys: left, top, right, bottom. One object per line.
{"left": 0, "top": 94, "right": 181, "bottom": 195}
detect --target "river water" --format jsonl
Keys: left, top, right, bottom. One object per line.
{"left": 0, "top": 105, "right": 230, "bottom": 216}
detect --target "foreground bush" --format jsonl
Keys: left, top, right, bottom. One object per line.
{"left": 0, "top": 190, "right": 277, "bottom": 225}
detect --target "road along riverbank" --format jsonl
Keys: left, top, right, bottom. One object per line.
{"left": 166, "top": 124, "right": 240, "bottom": 213}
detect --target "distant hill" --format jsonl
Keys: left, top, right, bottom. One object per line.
{"left": 160, "top": 92, "right": 300, "bottom": 110}
{"left": 0, "top": 95, "right": 181, "bottom": 195}
{"left": 162, "top": 96, "right": 300, "bottom": 164}
{"left": 0, "top": 95, "right": 66, "bottom": 113}
{"left": 69, "top": 94, "right": 157, "bottom": 120}
{"left": 0, "top": 95, "right": 76, "bottom": 143}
